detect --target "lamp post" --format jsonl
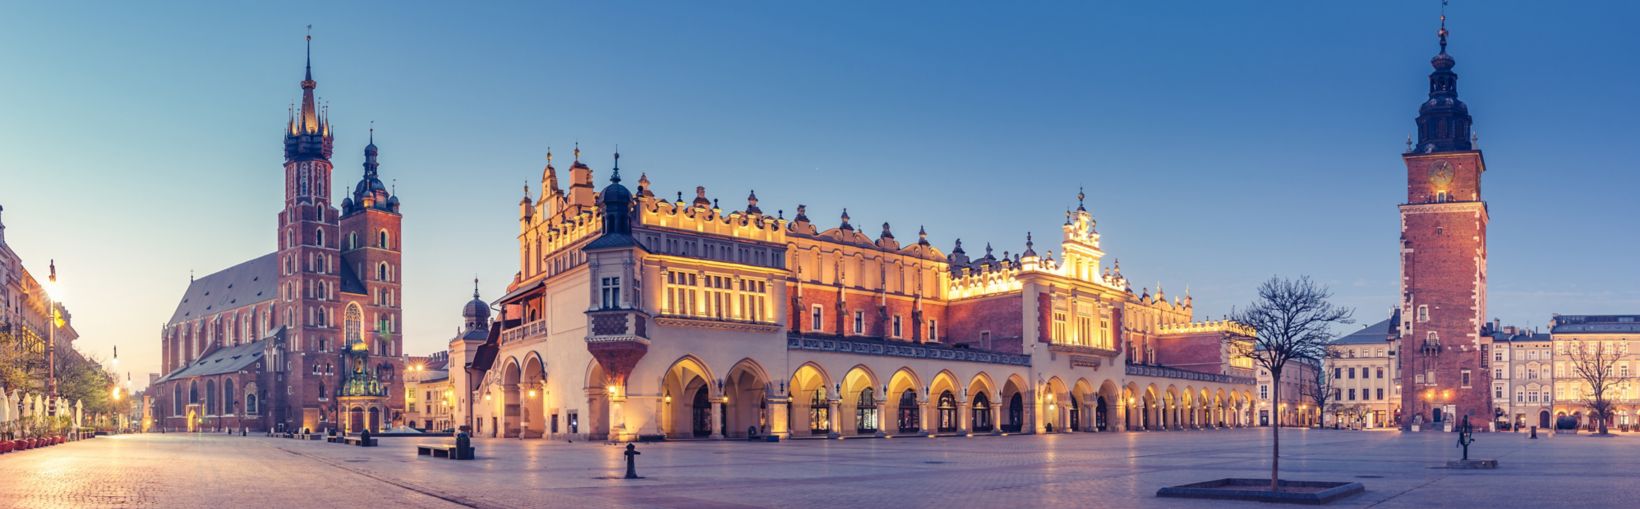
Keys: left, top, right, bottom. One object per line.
{"left": 45, "top": 260, "right": 60, "bottom": 415}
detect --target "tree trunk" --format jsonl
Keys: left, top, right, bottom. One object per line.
{"left": 1270, "top": 372, "right": 1280, "bottom": 493}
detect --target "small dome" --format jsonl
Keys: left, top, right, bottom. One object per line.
{"left": 1431, "top": 52, "right": 1455, "bottom": 71}
{"left": 462, "top": 296, "right": 490, "bottom": 321}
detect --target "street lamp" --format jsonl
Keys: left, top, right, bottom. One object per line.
{"left": 43, "top": 260, "right": 62, "bottom": 415}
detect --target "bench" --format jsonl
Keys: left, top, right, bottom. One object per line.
{"left": 344, "top": 436, "right": 378, "bottom": 447}
{"left": 416, "top": 443, "right": 475, "bottom": 460}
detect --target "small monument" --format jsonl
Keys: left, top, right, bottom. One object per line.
{"left": 1446, "top": 416, "right": 1498, "bottom": 469}
{"left": 623, "top": 444, "right": 643, "bottom": 479}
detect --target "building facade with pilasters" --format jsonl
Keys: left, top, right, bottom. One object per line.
{"left": 457, "top": 150, "right": 1256, "bottom": 442}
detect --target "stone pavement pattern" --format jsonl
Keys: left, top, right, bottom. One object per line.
{"left": 1, "top": 430, "right": 1635, "bottom": 508}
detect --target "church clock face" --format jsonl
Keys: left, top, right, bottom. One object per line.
{"left": 1429, "top": 161, "right": 1454, "bottom": 188}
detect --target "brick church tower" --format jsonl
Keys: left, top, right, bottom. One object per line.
{"left": 1397, "top": 14, "right": 1489, "bottom": 430}
{"left": 278, "top": 33, "right": 344, "bottom": 429}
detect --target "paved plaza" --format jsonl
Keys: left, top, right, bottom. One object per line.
{"left": 0, "top": 429, "right": 1634, "bottom": 508}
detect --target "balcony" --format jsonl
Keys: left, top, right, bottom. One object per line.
{"left": 501, "top": 319, "right": 548, "bottom": 345}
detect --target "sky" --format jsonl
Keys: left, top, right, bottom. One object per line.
{"left": 2, "top": 1, "right": 1637, "bottom": 390}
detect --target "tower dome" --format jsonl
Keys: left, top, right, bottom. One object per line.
{"left": 462, "top": 279, "right": 490, "bottom": 330}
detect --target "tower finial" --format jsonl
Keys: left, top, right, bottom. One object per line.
{"left": 305, "top": 25, "right": 313, "bottom": 81}
{"left": 1076, "top": 186, "right": 1086, "bottom": 211}
{"left": 1438, "top": 0, "right": 1449, "bottom": 53}
{"left": 473, "top": 277, "right": 481, "bottom": 299}
{"left": 546, "top": 146, "right": 553, "bottom": 166}
{"left": 610, "top": 148, "right": 622, "bottom": 183}
{"left": 368, "top": 120, "right": 374, "bottom": 145}
{"left": 573, "top": 142, "right": 580, "bottom": 162}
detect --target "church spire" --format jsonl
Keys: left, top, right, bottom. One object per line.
{"left": 285, "top": 26, "right": 333, "bottom": 162}
{"left": 1413, "top": 1, "right": 1473, "bottom": 154}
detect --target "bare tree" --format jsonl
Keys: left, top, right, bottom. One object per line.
{"left": 1230, "top": 276, "right": 1353, "bottom": 492}
{"left": 1302, "top": 358, "right": 1339, "bottom": 428}
{"left": 1564, "top": 339, "right": 1632, "bottom": 435}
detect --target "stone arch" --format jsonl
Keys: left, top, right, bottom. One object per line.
{"left": 1143, "top": 384, "right": 1160, "bottom": 431}
{"left": 520, "top": 353, "right": 547, "bottom": 438}
{"left": 929, "top": 370, "right": 961, "bottom": 433}
{"left": 968, "top": 372, "right": 997, "bottom": 433}
{"left": 1001, "top": 375, "right": 1029, "bottom": 433}
{"left": 1096, "top": 379, "right": 1121, "bottom": 432}
{"left": 500, "top": 357, "right": 523, "bottom": 438}
{"left": 888, "top": 367, "right": 923, "bottom": 433}
{"left": 661, "top": 355, "right": 717, "bottom": 439}
{"left": 582, "top": 359, "right": 610, "bottom": 440}
{"left": 724, "top": 358, "right": 771, "bottom": 438}
{"left": 841, "top": 365, "right": 881, "bottom": 435}
{"left": 1071, "top": 378, "right": 1095, "bottom": 432}
{"left": 789, "top": 362, "right": 833, "bottom": 436}
{"left": 1044, "top": 376, "right": 1069, "bottom": 432}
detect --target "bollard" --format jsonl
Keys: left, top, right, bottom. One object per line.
{"left": 624, "top": 443, "right": 642, "bottom": 479}
{"left": 1530, "top": 426, "right": 1538, "bottom": 439}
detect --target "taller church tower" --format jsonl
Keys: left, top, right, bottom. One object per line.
{"left": 278, "top": 33, "right": 344, "bottom": 429}
{"left": 1397, "top": 12, "right": 1490, "bottom": 429}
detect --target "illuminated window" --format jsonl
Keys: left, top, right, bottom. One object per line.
{"left": 856, "top": 388, "right": 878, "bottom": 433}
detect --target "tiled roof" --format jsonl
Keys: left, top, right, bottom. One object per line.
{"left": 1332, "top": 317, "right": 1395, "bottom": 345}
{"left": 157, "top": 326, "right": 285, "bottom": 383}
{"left": 1551, "top": 315, "right": 1640, "bottom": 333}
{"left": 167, "top": 253, "right": 278, "bottom": 326}
{"left": 339, "top": 260, "right": 367, "bottom": 295}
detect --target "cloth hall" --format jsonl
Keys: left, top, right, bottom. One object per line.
{"left": 449, "top": 149, "right": 1259, "bottom": 442}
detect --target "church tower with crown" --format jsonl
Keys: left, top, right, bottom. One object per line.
{"left": 1397, "top": 7, "right": 1490, "bottom": 430}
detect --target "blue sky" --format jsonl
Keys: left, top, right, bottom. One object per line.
{"left": 3, "top": 1, "right": 1636, "bottom": 388}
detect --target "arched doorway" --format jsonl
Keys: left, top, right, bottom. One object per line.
{"left": 937, "top": 391, "right": 958, "bottom": 432}
{"left": 368, "top": 407, "right": 381, "bottom": 433}
{"left": 723, "top": 360, "right": 770, "bottom": 438}
{"left": 789, "top": 363, "right": 831, "bottom": 435}
{"left": 856, "top": 387, "right": 879, "bottom": 433}
{"left": 971, "top": 392, "right": 993, "bottom": 432}
{"left": 1095, "top": 396, "right": 1109, "bottom": 431}
{"left": 1069, "top": 397, "right": 1081, "bottom": 431}
{"left": 1539, "top": 410, "right": 1551, "bottom": 429}
{"left": 691, "top": 385, "right": 712, "bottom": 437}
{"left": 897, "top": 389, "right": 920, "bottom": 433}
{"left": 1005, "top": 392, "right": 1024, "bottom": 433}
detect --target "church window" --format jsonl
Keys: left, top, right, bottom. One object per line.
{"left": 246, "top": 393, "right": 258, "bottom": 414}
{"left": 314, "top": 228, "right": 324, "bottom": 247}
{"left": 378, "top": 229, "right": 389, "bottom": 249}
{"left": 378, "top": 262, "right": 389, "bottom": 282}
{"left": 345, "top": 303, "right": 363, "bottom": 350}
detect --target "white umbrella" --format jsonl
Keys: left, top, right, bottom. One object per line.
{"left": 0, "top": 386, "right": 10, "bottom": 424}
{"left": 74, "top": 399, "right": 83, "bottom": 428}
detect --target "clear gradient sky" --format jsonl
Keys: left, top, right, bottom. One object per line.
{"left": 3, "top": 1, "right": 1637, "bottom": 389}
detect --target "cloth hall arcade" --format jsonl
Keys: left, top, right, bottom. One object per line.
{"left": 449, "top": 150, "right": 1260, "bottom": 442}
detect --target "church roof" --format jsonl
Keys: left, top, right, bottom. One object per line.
{"left": 156, "top": 326, "right": 285, "bottom": 383}
{"left": 339, "top": 261, "right": 367, "bottom": 295}
{"left": 167, "top": 253, "right": 278, "bottom": 326}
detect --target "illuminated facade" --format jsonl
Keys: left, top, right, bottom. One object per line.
{"left": 1549, "top": 315, "right": 1640, "bottom": 431}
{"left": 453, "top": 150, "right": 1258, "bottom": 442}
{"left": 1327, "top": 315, "right": 1401, "bottom": 429}
{"left": 150, "top": 39, "right": 405, "bottom": 434}
{"left": 405, "top": 351, "right": 455, "bottom": 432}
{"left": 0, "top": 206, "right": 81, "bottom": 393}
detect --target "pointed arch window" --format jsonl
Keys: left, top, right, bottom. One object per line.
{"left": 314, "top": 228, "right": 324, "bottom": 247}
{"left": 855, "top": 388, "right": 878, "bottom": 433}
{"left": 378, "top": 229, "right": 389, "bottom": 249}
{"left": 345, "top": 303, "right": 364, "bottom": 349}
{"left": 937, "top": 391, "right": 958, "bottom": 432}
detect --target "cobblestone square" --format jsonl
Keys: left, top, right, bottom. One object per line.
{"left": 2, "top": 429, "right": 1634, "bottom": 508}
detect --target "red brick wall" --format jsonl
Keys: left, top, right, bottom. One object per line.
{"left": 1398, "top": 151, "right": 1490, "bottom": 428}
{"left": 1153, "top": 331, "right": 1225, "bottom": 375}
{"left": 946, "top": 294, "right": 1023, "bottom": 353}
